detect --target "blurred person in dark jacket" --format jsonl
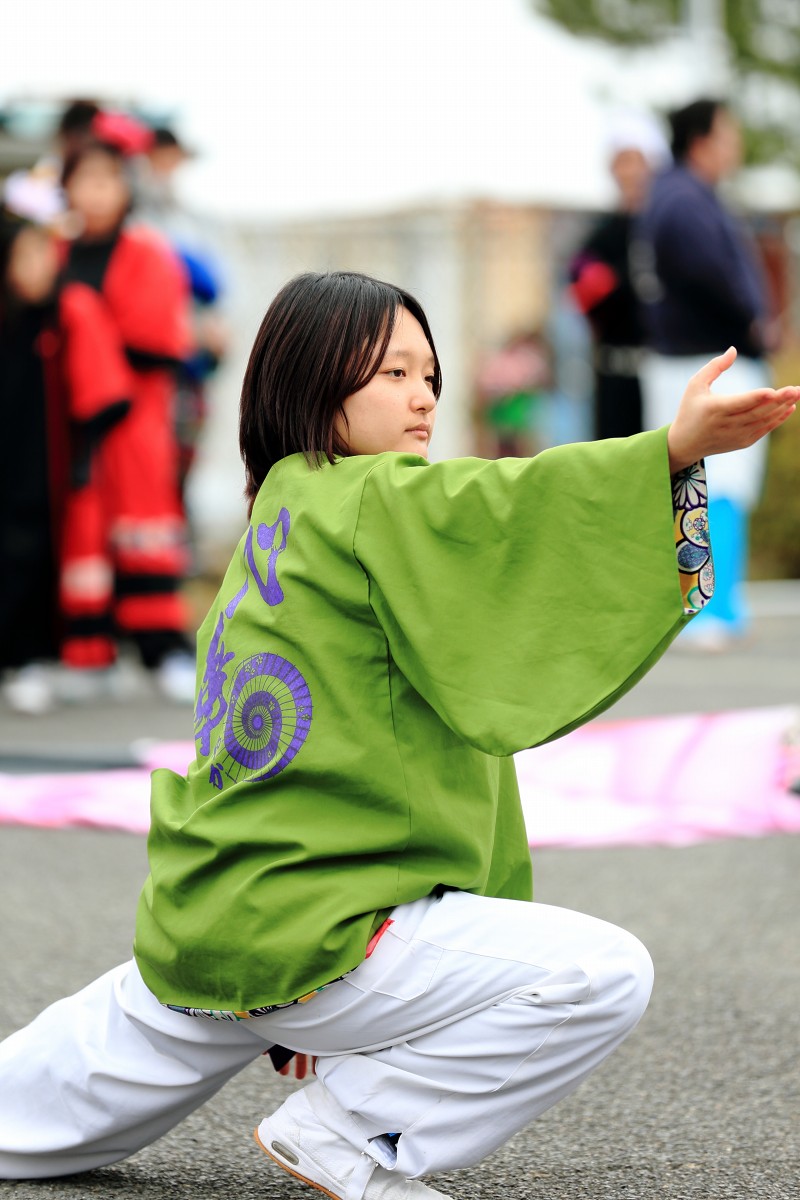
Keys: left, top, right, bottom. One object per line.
{"left": 636, "top": 98, "right": 773, "bottom": 648}
{"left": 569, "top": 113, "right": 668, "bottom": 441}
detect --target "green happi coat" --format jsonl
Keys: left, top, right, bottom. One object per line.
{"left": 134, "top": 429, "right": 704, "bottom": 1012}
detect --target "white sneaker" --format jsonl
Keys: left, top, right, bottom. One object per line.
{"left": 57, "top": 666, "right": 116, "bottom": 704}
{"left": 2, "top": 664, "right": 55, "bottom": 715}
{"left": 156, "top": 651, "right": 196, "bottom": 704}
{"left": 255, "top": 1083, "right": 451, "bottom": 1200}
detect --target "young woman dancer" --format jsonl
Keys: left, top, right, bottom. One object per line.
{"left": 0, "top": 271, "right": 795, "bottom": 1198}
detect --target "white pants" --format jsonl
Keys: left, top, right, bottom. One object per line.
{"left": 0, "top": 891, "right": 653, "bottom": 1181}
{"left": 640, "top": 351, "right": 770, "bottom": 511}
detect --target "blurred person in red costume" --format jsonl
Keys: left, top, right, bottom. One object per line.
{"left": 0, "top": 207, "right": 131, "bottom": 714}
{"left": 59, "top": 112, "right": 196, "bottom": 702}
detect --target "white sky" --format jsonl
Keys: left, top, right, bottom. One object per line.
{"left": 0, "top": 0, "right": 709, "bottom": 220}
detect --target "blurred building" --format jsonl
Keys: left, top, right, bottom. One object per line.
{"left": 0, "top": 119, "right": 48, "bottom": 175}
{"left": 191, "top": 200, "right": 587, "bottom": 563}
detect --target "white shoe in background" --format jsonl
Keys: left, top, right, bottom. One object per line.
{"left": 156, "top": 651, "right": 196, "bottom": 705}
{"left": 57, "top": 666, "right": 116, "bottom": 704}
{"left": 2, "top": 664, "right": 56, "bottom": 716}
{"left": 105, "top": 658, "right": 148, "bottom": 702}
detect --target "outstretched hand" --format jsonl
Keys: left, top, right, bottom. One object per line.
{"left": 667, "top": 347, "right": 798, "bottom": 475}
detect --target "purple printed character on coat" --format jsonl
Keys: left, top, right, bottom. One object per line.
{"left": 245, "top": 508, "right": 291, "bottom": 607}
{"left": 194, "top": 613, "right": 235, "bottom": 757}
{"left": 195, "top": 507, "right": 294, "bottom": 776}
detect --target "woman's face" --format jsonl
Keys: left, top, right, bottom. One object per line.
{"left": 6, "top": 227, "right": 59, "bottom": 304}
{"left": 335, "top": 308, "right": 438, "bottom": 458}
{"left": 65, "top": 151, "right": 129, "bottom": 237}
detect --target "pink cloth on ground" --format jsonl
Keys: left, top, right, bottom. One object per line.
{"left": 517, "top": 706, "right": 800, "bottom": 847}
{"left": 0, "top": 741, "right": 190, "bottom": 836}
{"left": 0, "top": 712, "right": 798, "bottom": 847}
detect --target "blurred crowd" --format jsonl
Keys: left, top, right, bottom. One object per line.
{"left": 0, "top": 95, "right": 789, "bottom": 716}
{"left": 0, "top": 100, "right": 229, "bottom": 715}
{"left": 478, "top": 97, "right": 782, "bottom": 652}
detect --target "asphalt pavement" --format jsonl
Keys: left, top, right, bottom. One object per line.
{"left": 1, "top": 583, "right": 799, "bottom": 1199}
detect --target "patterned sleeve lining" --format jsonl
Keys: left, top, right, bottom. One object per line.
{"left": 672, "top": 462, "right": 714, "bottom": 616}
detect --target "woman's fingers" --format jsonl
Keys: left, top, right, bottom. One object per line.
{"left": 277, "top": 1052, "right": 313, "bottom": 1078}
{"left": 689, "top": 346, "right": 738, "bottom": 391}
{"left": 766, "top": 401, "right": 798, "bottom": 431}
{"left": 711, "top": 386, "right": 799, "bottom": 418}
{"left": 724, "top": 400, "right": 796, "bottom": 444}
{"left": 711, "top": 389, "right": 771, "bottom": 416}
{"left": 721, "top": 405, "right": 794, "bottom": 437}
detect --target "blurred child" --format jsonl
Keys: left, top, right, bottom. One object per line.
{"left": 61, "top": 126, "right": 196, "bottom": 699}
{"left": 476, "top": 330, "right": 553, "bottom": 457}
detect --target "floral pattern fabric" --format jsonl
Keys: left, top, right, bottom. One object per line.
{"left": 672, "top": 461, "right": 713, "bottom": 614}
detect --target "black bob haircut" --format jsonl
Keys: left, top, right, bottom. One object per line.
{"left": 668, "top": 98, "right": 726, "bottom": 163}
{"left": 239, "top": 271, "right": 442, "bottom": 512}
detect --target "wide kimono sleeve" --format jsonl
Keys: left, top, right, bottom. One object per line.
{"left": 353, "top": 429, "right": 701, "bottom": 756}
